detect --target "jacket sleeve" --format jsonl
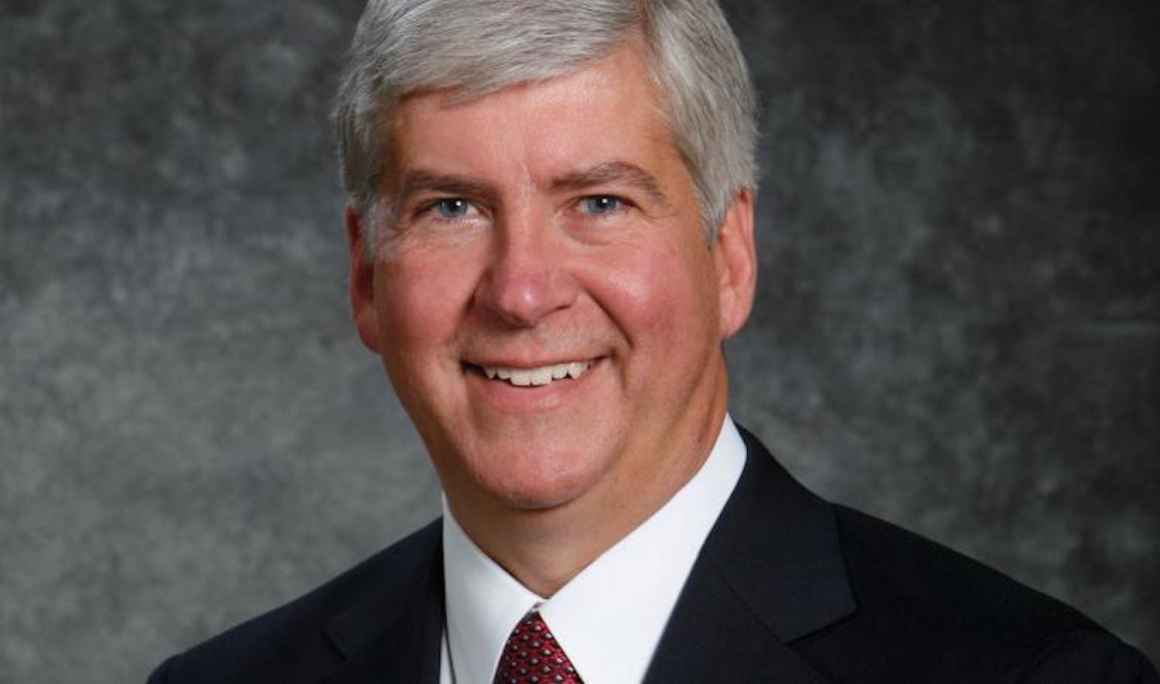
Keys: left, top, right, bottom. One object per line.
{"left": 1017, "top": 630, "right": 1159, "bottom": 684}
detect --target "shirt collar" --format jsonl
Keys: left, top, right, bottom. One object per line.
{"left": 442, "top": 414, "right": 746, "bottom": 683}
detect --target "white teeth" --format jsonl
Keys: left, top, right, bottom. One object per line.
{"left": 478, "top": 361, "right": 591, "bottom": 387}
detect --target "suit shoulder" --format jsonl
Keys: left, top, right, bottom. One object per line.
{"left": 797, "top": 505, "right": 1157, "bottom": 680}
{"left": 150, "top": 519, "right": 441, "bottom": 683}
{"left": 831, "top": 504, "right": 1094, "bottom": 636}
{"left": 1016, "top": 629, "right": 1160, "bottom": 683}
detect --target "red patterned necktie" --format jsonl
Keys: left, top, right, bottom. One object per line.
{"left": 494, "top": 611, "right": 583, "bottom": 684}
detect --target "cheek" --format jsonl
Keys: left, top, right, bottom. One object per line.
{"left": 586, "top": 241, "right": 718, "bottom": 345}
{"left": 374, "top": 246, "right": 482, "bottom": 346}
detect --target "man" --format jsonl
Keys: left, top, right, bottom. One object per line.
{"left": 149, "top": 0, "right": 1158, "bottom": 682}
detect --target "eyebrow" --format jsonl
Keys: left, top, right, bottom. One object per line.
{"left": 395, "top": 170, "right": 500, "bottom": 208}
{"left": 394, "top": 160, "right": 671, "bottom": 208}
{"left": 550, "top": 161, "right": 671, "bottom": 208}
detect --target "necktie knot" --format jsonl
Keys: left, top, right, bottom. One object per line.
{"left": 494, "top": 611, "right": 583, "bottom": 684}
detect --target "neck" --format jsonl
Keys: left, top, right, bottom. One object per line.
{"left": 447, "top": 373, "right": 729, "bottom": 597}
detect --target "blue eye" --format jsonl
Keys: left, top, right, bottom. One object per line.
{"left": 580, "top": 196, "right": 623, "bottom": 215}
{"left": 433, "top": 198, "right": 472, "bottom": 219}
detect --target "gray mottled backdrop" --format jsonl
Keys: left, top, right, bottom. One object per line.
{"left": 1, "top": 1, "right": 1156, "bottom": 681}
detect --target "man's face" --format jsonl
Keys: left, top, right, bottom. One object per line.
{"left": 350, "top": 41, "right": 754, "bottom": 521}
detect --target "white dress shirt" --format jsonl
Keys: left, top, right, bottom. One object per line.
{"left": 438, "top": 415, "right": 747, "bottom": 684}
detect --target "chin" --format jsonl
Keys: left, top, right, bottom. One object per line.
{"left": 472, "top": 445, "right": 609, "bottom": 512}
{"left": 494, "top": 481, "right": 588, "bottom": 511}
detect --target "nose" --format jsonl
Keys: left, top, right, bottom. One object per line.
{"left": 473, "top": 214, "right": 578, "bottom": 328}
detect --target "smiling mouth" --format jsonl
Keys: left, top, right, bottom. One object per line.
{"left": 466, "top": 360, "right": 592, "bottom": 387}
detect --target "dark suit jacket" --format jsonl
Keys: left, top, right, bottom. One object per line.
{"left": 149, "top": 427, "right": 1159, "bottom": 682}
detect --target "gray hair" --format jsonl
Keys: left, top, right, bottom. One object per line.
{"left": 333, "top": 0, "right": 757, "bottom": 250}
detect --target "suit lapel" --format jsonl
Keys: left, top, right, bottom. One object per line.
{"left": 321, "top": 526, "right": 445, "bottom": 684}
{"left": 645, "top": 425, "right": 856, "bottom": 682}
{"left": 313, "top": 426, "right": 853, "bottom": 683}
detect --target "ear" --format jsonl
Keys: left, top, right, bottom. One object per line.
{"left": 346, "top": 205, "right": 383, "bottom": 354}
{"left": 712, "top": 189, "right": 757, "bottom": 340}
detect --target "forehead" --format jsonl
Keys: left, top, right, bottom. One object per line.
{"left": 386, "top": 41, "right": 682, "bottom": 184}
